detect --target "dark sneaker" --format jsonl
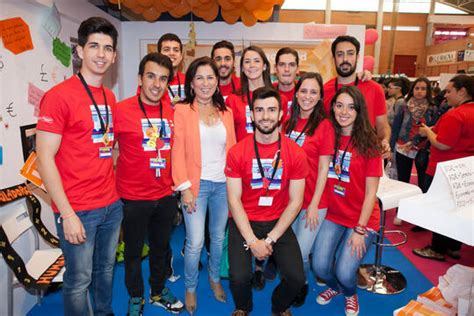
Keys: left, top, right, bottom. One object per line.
{"left": 412, "top": 246, "right": 446, "bottom": 261}
{"left": 252, "top": 270, "right": 265, "bottom": 291}
{"left": 127, "top": 297, "right": 144, "bottom": 316}
{"left": 149, "top": 288, "right": 184, "bottom": 314}
{"left": 292, "top": 283, "right": 308, "bottom": 307}
{"left": 345, "top": 294, "right": 359, "bottom": 316}
{"left": 316, "top": 288, "right": 341, "bottom": 305}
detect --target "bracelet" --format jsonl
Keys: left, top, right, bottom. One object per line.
{"left": 61, "top": 212, "right": 76, "bottom": 220}
{"left": 354, "top": 225, "right": 368, "bottom": 236}
{"left": 243, "top": 238, "right": 257, "bottom": 251}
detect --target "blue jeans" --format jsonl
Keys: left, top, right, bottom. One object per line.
{"left": 312, "top": 219, "right": 375, "bottom": 296}
{"left": 183, "top": 180, "right": 228, "bottom": 292}
{"left": 292, "top": 208, "right": 327, "bottom": 279}
{"left": 55, "top": 199, "right": 123, "bottom": 316}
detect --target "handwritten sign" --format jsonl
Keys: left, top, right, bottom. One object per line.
{"left": 0, "top": 17, "right": 34, "bottom": 55}
{"left": 42, "top": 3, "right": 61, "bottom": 38}
{"left": 441, "top": 157, "right": 474, "bottom": 210}
{"left": 52, "top": 37, "right": 71, "bottom": 67}
{"left": 28, "top": 83, "right": 45, "bottom": 117}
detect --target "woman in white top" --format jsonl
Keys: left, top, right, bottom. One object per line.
{"left": 172, "top": 57, "right": 236, "bottom": 314}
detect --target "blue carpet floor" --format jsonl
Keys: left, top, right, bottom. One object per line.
{"left": 28, "top": 224, "right": 433, "bottom": 315}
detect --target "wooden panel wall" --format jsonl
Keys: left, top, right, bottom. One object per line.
{"left": 278, "top": 10, "right": 474, "bottom": 77}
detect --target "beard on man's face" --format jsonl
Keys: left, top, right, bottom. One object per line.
{"left": 336, "top": 62, "right": 356, "bottom": 77}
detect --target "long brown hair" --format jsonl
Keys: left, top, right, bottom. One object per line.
{"left": 284, "top": 72, "right": 326, "bottom": 137}
{"left": 238, "top": 46, "right": 272, "bottom": 99}
{"left": 330, "top": 86, "right": 381, "bottom": 158}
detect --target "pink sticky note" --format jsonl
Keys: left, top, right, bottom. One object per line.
{"left": 28, "top": 82, "right": 45, "bottom": 117}
{"left": 303, "top": 24, "right": 348, "bottom": 39}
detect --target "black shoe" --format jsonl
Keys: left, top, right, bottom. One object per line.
{"left": 292, "top": 283, "right": 308, "bottom": 307}
{"left": 411, "top": 225, "right": 427, "bottom": 232}
{"left": 252, "top": 270, "right": 265, "bottom": 291}
{"left": 263, "top": 258, "right": 277, "bottom": 281}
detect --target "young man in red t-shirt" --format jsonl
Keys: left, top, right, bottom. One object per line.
{"left": 226, "top": 87, "right": 309, "bottom": 315}
{"left": 36, "top": 17, "right": 122, "bottom": 316}
{"left": 115, "top": 53, "right": 184, "bottom": 314}
{"left": 273, "top": 47, "right": 299, "bottom": 113}
{"left": 158, "top": 33, "right": 185, "bottom": 104}
{"left": 211, "top": 40, "right": 241, "bottom": 100}
{"left": 323, "top": 35, "right": 391, "bottom": 158}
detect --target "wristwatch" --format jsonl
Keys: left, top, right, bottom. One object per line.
{"left": 264, "top": 236, "right": 276, "bottom": 246}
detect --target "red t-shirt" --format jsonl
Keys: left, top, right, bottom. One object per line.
{"left": 427, "top": 102, "right": 474, "bottom": 176}
{"left": 167, "top": 71, "right": 185, "bottom": 102}
{"left": 36, "top": 75, "right": 119, "bottom": 213}
{"left": 325, "top": 135, "right": 382, "bottom": 230}
{"left": 226, "top": 93, "right": 289, "bottom": 142}
{"left": 114, "top": 96, "right": 174, "bottom": 200}
{"left": 225, "top": 135, "right": 309, "bottom": 221}
{"left": 220, "top": 74, "right": 241, "bottom": 100}
{"left": 323, "top": 78, "right": 386, "bottom": 127}
{"left": 273, "top": 82, "right": 295, "bottom": 113}
{"left": 284, "top": 118, "right": 335, "bottom": 209}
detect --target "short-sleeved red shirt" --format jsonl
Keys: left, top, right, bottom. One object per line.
{"left": 427, "top": 102, "right": 474, "bottom": 176}
{"left": 225, "top": 135, "right": 309, "bottom": 221}
{"left": 114, "top": 96, "right": 175, "bottom": 200}
{"left": 36, "top": 75, "right": 119, "bottom": 213}
{"left": 325, "top": 135, "right": 382, "bottom": 230}
{"left": 284, "top": 118, "right": 335, "bottom": 209}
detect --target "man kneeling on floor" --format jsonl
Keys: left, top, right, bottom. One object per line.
{"left": 225, "top": 87, "right": 309, "bottom": 316}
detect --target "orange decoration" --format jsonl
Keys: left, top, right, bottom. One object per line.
{"left": 132, "top": 5, "right": 145, "bottom": 14}
{"left": 137, "top": 0, "right": 154, "bottom": 7}
{"left": 193, "top": 2, "right": 219, "bottom": 22}
{"left": 218, "top": 0, "right": 237, "bottom": 10}
{"left": 253, "top": 7, "right": 274, "bottom": 21}
{"left": 243, "top": 1, "right": 260, "bottom": 11}
{"left": 122, "top": 0, "right": 138, "bottom": 9}
{"left": 169, "top": 1, "right": 191, "bottom": 18}
{"left": 153, "top": 1, "right": 171, "bottom": 12}
{"left": 109, "top": 0, "right": 119, "bottom": 4}
{"left": 241, "top": 9, "right": 257, "bottom": 26}
{"left": 143, "top": 6, "right": 161, "bottom": 21}
{"left": 221, "top": 8, "right": 241, "bottom": 24}
{"left": 161, "top": 0, "right": 180, "bottom": 9}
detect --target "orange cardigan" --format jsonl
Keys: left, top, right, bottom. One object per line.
{"left": 171, "top": 100, "right": 236, "bottom": 197}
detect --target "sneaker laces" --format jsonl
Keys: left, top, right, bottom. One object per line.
{"left": 320, "top": 288, "right": 340, "bottom": 301}
{"left": 345, "top": 295, "right": 359, "bottom": 312}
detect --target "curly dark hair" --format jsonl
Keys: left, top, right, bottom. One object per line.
{"left": 330, "top": 86, "right": 381, "bottom": 158}
{"left": 284, "top": 72, "right": 325, "bottom": 137}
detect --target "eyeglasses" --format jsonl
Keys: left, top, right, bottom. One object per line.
{"left": 388, "top": 86, "right": 401, "bottom": 89}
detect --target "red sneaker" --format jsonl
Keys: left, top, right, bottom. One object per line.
{"left": 316, "top": 288, "right": 340, "bottom": 305}
{"left": 345, "top": 294, "right": 359, "bottom": 316}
